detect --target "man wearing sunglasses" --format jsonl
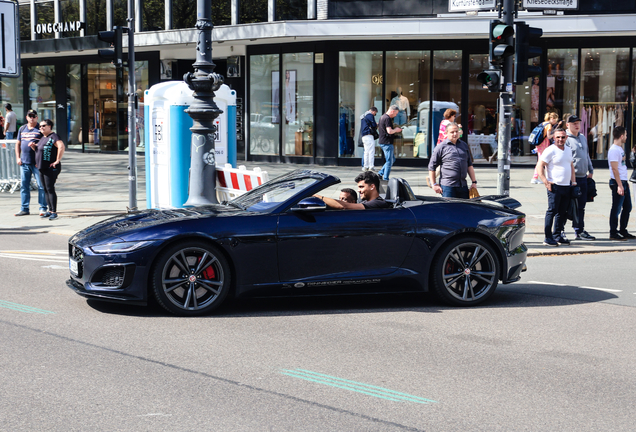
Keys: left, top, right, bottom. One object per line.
{"left": 14, "top": 109, "right": 46, "bottom": 217}
{"left": 536, "top": 128, "right": 577, "bottom": 247}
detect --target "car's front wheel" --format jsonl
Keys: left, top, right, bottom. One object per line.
{"left": 152, "top": 241, "right": 231, "bottom": 316}
{"left": 431, "top": 237, "right": 499, "bottom": 306}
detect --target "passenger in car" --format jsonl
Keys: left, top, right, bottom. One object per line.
{"left": 315, "top": 171, "right": 392, "bottom": 210}
{"left": 339, "top": 188, "right": 358, "bottom": 203}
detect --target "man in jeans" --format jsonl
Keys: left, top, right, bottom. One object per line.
{"left": 565, "top": 115, "right": 595, "bottom": 241}
{"left": 607, "top": 126, "right": 634, "bottom": 241}
{"left": 427, "top": 123, "right": 478, "bottom": 198}
{"left": 376, "top": 105, "right": 402, "bottom": 181}
{"left": 14, "top": 109, "right": 46, "bottom": 216}
{"left": 4, "top": 103, "right": 17, "bottom": 139}
{"left": 536, "top": 128, "right": 577, "bottom": 246}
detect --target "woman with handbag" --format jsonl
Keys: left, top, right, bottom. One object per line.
{"left": 360, "top": 107, "right": 378, "bottom": 172}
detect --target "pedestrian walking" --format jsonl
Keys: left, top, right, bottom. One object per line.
{"left": 360, "top": 107, "right": 378, "bottom": 172}
{"left": 565, "top": 115, "right": 595, "bottom": 241}
{"left": 428, "top": 123, "right": 478, "bottom": 199}
{"left": 607, "top": 126, "right": 634, "bottom": 240}
{"left": 536, "top": 128, "right": 576, "bottom": 246}
{"left": 4, "top": 103, "right": 17, "bottom": 139}
{"left": 531, "top": 112, "right": 559, "bottom": 184}
{"left": 14, "top": 109, "right": 46, "bottom": 217}
{"left": 35, "top": 119, "right": 65, "bottom": 220}
{"left": 376, "top": 105, "right": 402, "bottom": 181}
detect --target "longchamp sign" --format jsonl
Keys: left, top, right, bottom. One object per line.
{"left": 35, "top": 21, "right": 85, "bottom": 35}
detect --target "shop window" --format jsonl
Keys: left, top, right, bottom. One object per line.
{"left": 87, "top": 63, "right": 119, "bottom": 151}
{"left": 241, "top": 0, "right": 268, "bottom": 24}
{"left": 173, "top": 0, "right": 196, "bottom": 29}
{"left": 467, "top": 54, "right": 499, "bottom": 163}
{"left": 19, "top": 4, "right": 30, "bottom": 41}
{"left": 580, "top": 48, "right": 629, "bottom": 160}
{"left": 432, "top": 50, "right": 462, "bottom": 153}
{"left": 60, "top": 0, "right": 81, "bottom": 38}
{"left": 27, "top": 66, "right": 56, "bottom": 127}
{"left": 35, "top": 1, "right": 55, "bottom": 40}
{"left": 276, "top": 0, "right": 307, "bottom": 20}
{"left": 85, "top": 0, "right": 107, "bottom": 35}
{"left": 114, "top": 0, "right": 128, "bottom": 27}
{"left": 67, "top": 65, "right": 82, "bottom": 150}
{"left": 282, "top": 52, "right": 313, "bottom": 156}
{"left": 211, "top": 0, "right": 231, "bottom": 26}
{"left": 0, "top": 76, "right": 25, "bottom": 131}
{"left": 141, "top": 0, "right": 165, "bottom": 31}
{"left": 249, "top": 54, "right": 280, "bottom": 155}
{"left": 338, "top": 51, "right": 383, "bottom": 158}
{"left": 386, "top": 51, "right": 430, "bottom": 159}
{"left": 546, "top": 49, "right": 578, "bottom": 125}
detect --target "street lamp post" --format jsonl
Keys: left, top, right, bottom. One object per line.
{"left": 183, "top": 0, "right": 225, "bottom": 206}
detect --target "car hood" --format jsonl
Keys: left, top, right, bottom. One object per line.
{"left": 69, "top": 205, "right": 241, "bottom": 246}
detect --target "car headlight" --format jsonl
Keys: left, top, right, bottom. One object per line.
{"left": 90, "top": 241, "right": 154, "bottom": 254}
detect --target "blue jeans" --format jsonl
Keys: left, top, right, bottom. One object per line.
{"left": 377, "top": 144, "right": 395, "bottom": 180}
{"left": 545, "top": 184, "right": 571, "bottom": 239}
{"left": 441, "top": 185, "right": 469, "bottom": 199}
{"left": 6, "top": 131, "right": 15, "bottom": 139}
{"left": 609, "top": 179, "right": 632, "bottom": 235}
{"left": 20, "top": 163, "right": 47, "bottom": 213}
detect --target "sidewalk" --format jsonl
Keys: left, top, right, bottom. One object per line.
{"left": 2, "top": 151, "right": 635, "bottom": 256}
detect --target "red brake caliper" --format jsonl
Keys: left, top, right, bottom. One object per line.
{"left": 196, "top": 256, "right": 216, "bottom": 279}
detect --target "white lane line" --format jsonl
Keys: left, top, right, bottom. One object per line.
{"left": 527, "top": 281, "right": 622, "bottom": 293}
{"left": 41, "top": 265, "right": 68, "bottom": 270}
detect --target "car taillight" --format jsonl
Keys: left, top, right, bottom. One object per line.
{"left": 502, "top": 215, "right": 525, "bottom": 226}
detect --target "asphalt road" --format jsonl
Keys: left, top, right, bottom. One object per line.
{"left": 1, "top": 230, "right": 635, "bottom": 431}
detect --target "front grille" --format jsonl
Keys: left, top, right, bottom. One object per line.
{"left": 69, "top": 243, "right": 84, "bottom": 278}
{"left": 101, "top": 267, "right": 125, "bottom": 287}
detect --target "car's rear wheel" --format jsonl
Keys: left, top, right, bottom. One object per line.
{"left": 431, "top": 237, "right": 499, "bottom": 306}
{"left": 152, "top": 241, "right": 231, "bottom": 316}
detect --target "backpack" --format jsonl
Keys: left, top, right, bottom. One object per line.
{"left": 528, "top": 122, "right": 548, "bottom": 147}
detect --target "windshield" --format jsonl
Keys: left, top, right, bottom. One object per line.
{"left": 230, "top": 176, "right": 321, "bottom": 212}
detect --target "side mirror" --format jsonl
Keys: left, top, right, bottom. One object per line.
{"left": 291, "top": 196, "right": 327, "bottom": 212}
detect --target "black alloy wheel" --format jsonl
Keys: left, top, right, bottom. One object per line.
{"left": 152, "top": 241, "right": 231, "bottom": 316}
{"left": 432, "top": 237, "right": 500, "bottom": 306}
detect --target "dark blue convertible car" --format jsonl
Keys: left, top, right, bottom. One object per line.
{"left": 67, "top": 170, "right": 527, "bottom": 316}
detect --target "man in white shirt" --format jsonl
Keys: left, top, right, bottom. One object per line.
{"left": 607, "top": 126, "right": 633, "bottom": 241}
{"left": 536, "top": 128, "right": 577, "bottom": 247}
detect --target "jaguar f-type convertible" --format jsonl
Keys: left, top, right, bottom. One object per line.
{"left": 67, "top": 170, "right": 527, "bottom": 316}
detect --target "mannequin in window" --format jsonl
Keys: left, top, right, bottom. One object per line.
{"left": 390, "top": 87, "right": 410, "bottom": 126}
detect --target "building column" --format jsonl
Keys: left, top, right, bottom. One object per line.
{"left": 231, "top": 0, "right": 238, "bottom": 25}
{"left": 54, "top": 0, "right": 60, "bottom": 38}
{"left": 308, "top": 0, "right": 316, "bottom": 19}
{"left": 165, "top": 0, "right": 172, "bottom": 30}
{"left": 268, "top": 0, "right": 275, "bottom": 22}
{"left": 136, "top": 0, "right": 142, "bottom": 32}
{"left": 30, "top": 0, "right": 36, "bottom": 40}
{"left": 317, "top": 0, "right": 327, "bottom": 20}
{"left": 354, "top": 53, "right": 372, "bottom": 158}
{"left": 79, "top": 0, "right": 86, "bottom": 37}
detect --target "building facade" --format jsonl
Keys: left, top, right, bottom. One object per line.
{"left": 5, "top": 0, "right": 636, "bottom": 167}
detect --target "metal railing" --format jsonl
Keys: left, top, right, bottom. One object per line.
{"left": 0, "top": 140, "right": 37, "bottom": 193}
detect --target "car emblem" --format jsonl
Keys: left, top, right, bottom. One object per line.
{"left": 464, "top": 268, "right": 471, "bottom": 275}
{"left": 189, "top": 275, "right": 197, "bottom": 282}
{"left": 294, "top": 282, "right": 305, "bottom": 288}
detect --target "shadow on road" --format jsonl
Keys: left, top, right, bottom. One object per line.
{"left": 83, "top": 284, "right": 618, "bottom": 318}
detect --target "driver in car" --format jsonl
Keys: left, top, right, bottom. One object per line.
{"left": 315, "top": 171, "right": 392, "bottom": 210}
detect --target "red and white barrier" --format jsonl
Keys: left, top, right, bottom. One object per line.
{"left": 216, "top": 164, "right": 269, "bottom": 202}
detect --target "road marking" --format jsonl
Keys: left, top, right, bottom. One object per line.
{"left": 41, "top": 265, "right": 68, "bottom": 270}
{"left": 0, "top": 250, "right": 68, "bottom": 263}
{"left": 0, "top": 300, "right": 55, "bottom": 314}
{"left": 279, "top": 369, "right": 437, "bottom": 404}
{"left": 527, "top": 281, "right": 622, "bottom": 293}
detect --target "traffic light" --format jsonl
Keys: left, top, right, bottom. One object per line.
{"left": 489, "top": 20, "right": 514, "bottom": 66}
{"left": 477, "top": 68, "right": 502, "bottom": 93}
{"left": 98, "top": 26, "right": 123, "bottom": 67}
{"left": 514, "top": 22, "right": 543, "bottom": 84}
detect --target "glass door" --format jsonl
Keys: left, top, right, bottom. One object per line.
{"left": 87, "top": 63, "right": 119, "bottom": 151}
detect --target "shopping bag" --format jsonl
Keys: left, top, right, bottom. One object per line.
{"left": 469, "top": 187, "right": 480, "bottom": 199}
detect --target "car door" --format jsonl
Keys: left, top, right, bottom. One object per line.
{"left": 276, "top": 207, "right": 416, "bottom": 282}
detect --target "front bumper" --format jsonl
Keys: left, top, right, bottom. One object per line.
{"left": 67, "top": 242, "right": 151, "bottom": 305}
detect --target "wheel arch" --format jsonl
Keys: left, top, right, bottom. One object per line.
{"left": 428, "top": 230, "right": 507, "bottom": 285}
{"left": 145, "top": 233, "right": 238, "bottom": 299}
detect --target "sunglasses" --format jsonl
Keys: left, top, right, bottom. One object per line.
{"left": 39, "top": 124, "right": 48, "bottom": 129}
{"left": 28, "top": 114, "right": 37, "bottom": 118}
